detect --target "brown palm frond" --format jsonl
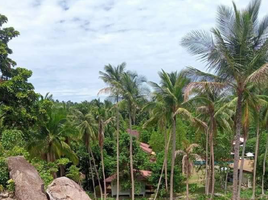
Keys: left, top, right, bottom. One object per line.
{"left": 182, "top": 155, "right": 188, "bottom": 175}
{"left": 175, "top": 150, "right": 186, "bottom": 157}
{"left": 173, "top": 108, "right": 194, "bottom": 122}
{"left": 184, "top": 82, "right": 227, "bottom": 101}
{"left": 97, "top": 87, "right": 112, "bottom": 95}
{"left": 103, "top": 117, "right": 115, "bottom": 126}
{"left": 191, "top": 153, "right": 201, "bottom": 160}
{"left": 196, "top": 106, "right": 209, "bottom": 114}
{"left": 186, "top": 143, "right": 199, "bottom": 153}
{"left": 246, "top": 63, "right": 268, "bottom": 85}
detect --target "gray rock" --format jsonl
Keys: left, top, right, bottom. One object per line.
{"left": 7, "top": 156, "right": 47, "bottom": 200}
{"left": 47, "top": 177, "right": 91, "bottom": 200}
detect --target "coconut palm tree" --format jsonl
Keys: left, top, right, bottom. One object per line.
{"left": 176, "top": 143, "right": 200, "bottom": 200}
{"left": 115, "top": 71, "right": 147, "bottom": 200}
{"left": 99, "top": 63, "right": 125, "bottom": 200}
{"left": 68, "top": 108, "right": 101, "bottom": 200}
{"left": 184, "top": 81, "right": 233, "bottom": 198}
{"left": 93, "top": 100, "right": 114, "bottom": 200}
{"left": 261, "top": 92, "right": 268, "bottom": 196}
{"left": 143, "top": 96, "right": 171, "bottom": 192}
{"left": 182, "top": 0, "right": 268, "bottom": 198}
{"left": 28, "top": 106, "right": 79, "bottom": 177}
{"left": 150, "top": 70, "right": 195, "bottom": 200}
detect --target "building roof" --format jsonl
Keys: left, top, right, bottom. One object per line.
{"left": 127, "top": 129, "right": 140, "bottom": 138}
{"left": 229, "top": 159, "right": 254, "bottom": 173}
{"left": 140, "top": 142, "right": 153, "bottom": 154}
{"left": 105, "top": 170, "right": 152, "bottom": 183}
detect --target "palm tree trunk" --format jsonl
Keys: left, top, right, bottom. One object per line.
{"left": 205, "top": 128, "right": 209, "bottom": 196}
{"left": 116, "top": 100, "right": 120, "bottom": 200}
{"left": 252, "top": 118, "right": 260, "bottom": 199}
{"left": 238, "top": 136, "right": 247, "bottom": 200}
{"left": 101, "top": 148, "right": 106, "bottom": 200}
{"left": 129, "top": 112, "right": 135, "bottom": 200}
{"left": 154, "top": 155, "right": 166, "bottom": 200}
{"left": 209, "top": 118, "right": 215, "bottom": 199}
{"left": 89, "top": 145, "right": 103, "bottom": 200}
{"left": 170, "top": 115, "right": 176, "bottom": 200}
{"left": 262, "top": 132, "right": 268, "bottom": 196}
{"left": 225, "top": 170, "right": 228, "bottom": 194}
{"left": 164, "top": 124, "right": 169, "bottom": 192}
{"left": 232, "top": 91, "right": 243, "bottom": 200}
{"left": 186, "top": 161, "right": 189, "bottom": 200}
{"left": 89, "top": 154, "right": 97, "bottom": 200}
{"left": 154, "top": 131, "right": 171, "bottom": 200}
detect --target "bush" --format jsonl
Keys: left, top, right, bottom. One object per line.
{"left": 0, "top": 158, "right": 9, "bottom": 188}
{"left": 31, "top": 158, "right": 58, "bottom": 187}
{"left": 1, "top": 129, "right": 24, "bottom": 150}
{"left": 7, "top": 179, "right": 15, "bottom": 192}
{"left": 66, "top": 165, "right": 81, "bottom": 183}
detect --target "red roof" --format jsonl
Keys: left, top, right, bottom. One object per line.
{"left": 105, "top": 170, "right": 152, "bottom": 183}
{"left": 140, "top": 142, "right": 153, "bottom": 154}
{"left": 127, "top": 129, "right": 140, "bottom": 138}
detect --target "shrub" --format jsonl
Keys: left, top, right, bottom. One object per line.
{"left": 0, "top": 158, "right": 9, "bottom": 188}
{"left": 7, "top": 179, "right": 15, "bottom": 192}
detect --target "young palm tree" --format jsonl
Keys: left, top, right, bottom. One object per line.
{"left": 176, "top": 143, "right": 200, "bottom": 200}
{"left": 150, "top": 70, "right": 194, "bottom": 200}
{"left": 182, "top": 1, "right": 268, "bottom": 198}
{"left": 99, "top": 63, "right": 125, "bottom": 200}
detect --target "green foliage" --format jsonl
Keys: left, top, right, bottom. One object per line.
{"left": 1, "top": 129, "right": 24, "bottom": 150}
{"left": 6, "top": 179, "right": 15, "bottom": 192}
{"left": 31, "top": 158, "right": 58, "bottom": 187}
{"left": 0, "top": 68, "right": 39, "bottom": 131}
{"left": 139, "top": 130, "right": 151, "bottom": 143}
{"left": 56, "top": 158, "right": 71, "bottom": 166}
{"left": 149, "top": 131, "right": 165, "bottom": 153}
{"left": 66, "top": 165, "right": 81, "bottom": 183}
{"left": 0, "top": 158, "right": 9, "bottom": 188}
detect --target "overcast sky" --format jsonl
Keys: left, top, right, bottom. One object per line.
{"left": 1, "top": 0, "right": 267, "bottom": 102}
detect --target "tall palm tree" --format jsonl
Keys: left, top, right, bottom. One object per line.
{"left": 261, "top": 92, "right": 268, "bottom": 196}
{"left": 116, "top": 71, "right": 147, "bottom": 200}
{"left": 143, "top": 96, "right": 171, "bottom": 192}
{"left": 150, "top": 70, "right": 193, "bottom": 200}
{"left": 182, "top": 1, "right": 268, "bottom": 198}
{"left": 94, "top": 100, "right": 114, "bottom": 200}
{"left": 99, "top": 63, "right": 125, "bottom": 200}
{"left": 68, "top": 108, "right": 101, "bottom": 199}
{"left": 184, "top": 81, "right": 233, "bottom": 198}
{"left": 176, "top": 143, "right": 200, "bottom": 200}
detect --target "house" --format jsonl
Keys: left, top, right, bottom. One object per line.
{"left": 127, "top": 129, "right": 140, "bottom": 138}
{"left": 105, "top": 170, "right": 152, "bottom": 197}
{"left": 229, "top": 159, "right": 254, "bottom": 188}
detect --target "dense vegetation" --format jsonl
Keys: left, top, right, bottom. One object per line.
{"left": 1, "top": 0, "right": 268, "bottom": 200}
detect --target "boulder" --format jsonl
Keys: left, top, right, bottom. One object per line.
{"left": 47, "top": 177, "right": 91, "bottom": 200}
{"left": 7, "top": 156, "right": 47, "bottom": 200}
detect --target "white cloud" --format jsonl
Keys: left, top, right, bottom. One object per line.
{"left": 0, "top": 0, "right": 267, "bottom": 101}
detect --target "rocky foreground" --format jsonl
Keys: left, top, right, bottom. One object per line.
{"left": 1, "top": 156, "right": 91, "bottom": 200}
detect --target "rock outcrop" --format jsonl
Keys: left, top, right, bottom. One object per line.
{"left": 0, "top": 191, "right": 16, "bottom": 200}
{"left": 47, "top": 177, "right": 91, "bottom": 200}
{"left": 7, "top": 156, "right": 47, "bottom": 200}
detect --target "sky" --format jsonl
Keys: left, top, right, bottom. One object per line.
{"left": 1, "top": 0, "right": 267, "bottom": 102}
